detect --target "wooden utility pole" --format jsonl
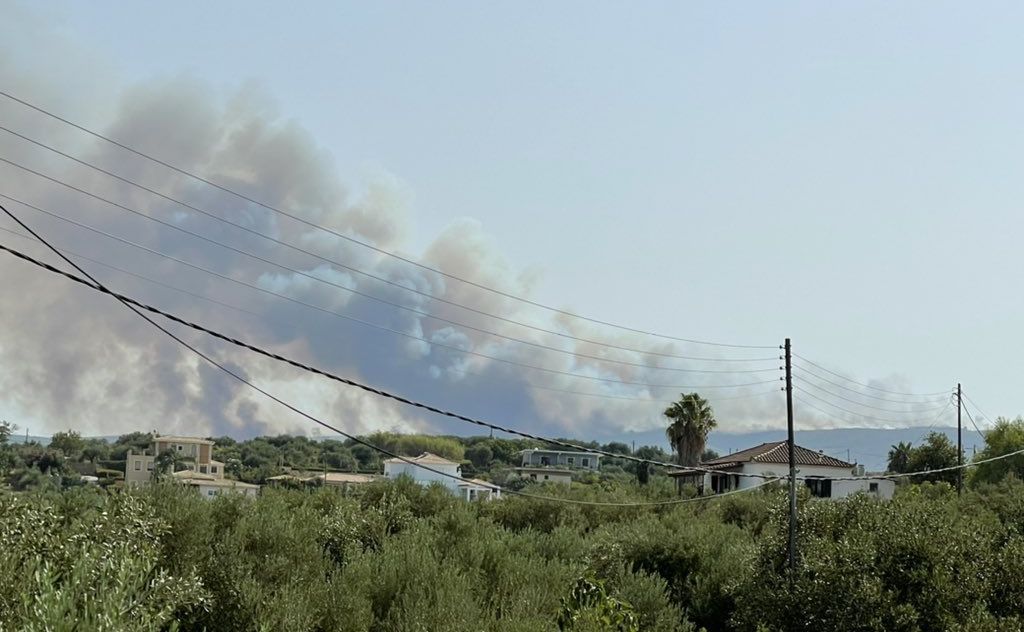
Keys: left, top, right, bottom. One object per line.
{"left": 785, "top": 338, "right": 797, "bottom": 571}
{"left": 957, "top": 382, "right": 963, "bottom": 496}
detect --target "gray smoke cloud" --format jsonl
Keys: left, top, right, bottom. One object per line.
{"left": 0, "top": 8, "right": 933, "bottom": 441}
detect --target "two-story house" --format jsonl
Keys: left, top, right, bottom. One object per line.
{"left": 383, "top": 452, "right": 500, "bottom": 501}
{"left": 125, "top": 435, "right": 257, "bottom": 498}
{"left": 519, "top": 448, "right": 601, "bottom": 470}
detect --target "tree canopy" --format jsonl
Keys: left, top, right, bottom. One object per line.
{"left": 664, "top": 393, "right": 717, "bottom": 466}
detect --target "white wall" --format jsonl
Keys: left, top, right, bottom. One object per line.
{"left": 700, "top": 462, "right": 895, "bottom": 500}
{"left": 197, "top": 483, "right": 258, "bottom": 499}
{"left": 384, "top": 461, "right": 461, "bottom": 491}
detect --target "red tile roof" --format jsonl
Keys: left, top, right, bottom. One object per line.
{"left": 668, "top": 441, "right": 854, "bottom": 476}
{"left": 705, "top": 441, "right": 854, "bottom": 468}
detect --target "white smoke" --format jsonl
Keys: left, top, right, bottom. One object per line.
{"left": 0, "top": 7, "right": 925, "bottom": 441}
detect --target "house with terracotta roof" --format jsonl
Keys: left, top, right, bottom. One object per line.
{"left": 667, "top": 441, "right": 894, "bottom": 500}
{"left": 383, "top": 452, "right": 501, "bottom": 500}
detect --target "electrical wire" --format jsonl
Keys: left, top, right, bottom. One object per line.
{"left": 0, "top": 204, "right": 780, "bottom": 507}
{"left": 3, "top": 235, "right": 1001, "bottom": 485}
{"left": 0, "top": 193, "right": 781, "bottom": 390}
{"left": 794, "top": 386, "right": 955, "bottom": 426}
{"left": 3, "top": 237, "right": 1011, "bottom": 487}
{"left": 791, "top": 353, "right": 950, "bottom": 397}
{"left": 0, "top": 89, "right": 776, "bottom": 350}
{"left": 0, "top": 159, "right": 777, "bottom": 369}
{"left": 0, "top": 238, "right": 785, "bottom": 479}
{"left": 960, "top": 401, "right": 988, "bottom": 444}
{"left": 0, "top": 224, "right": 783, "bottom": 407}
{"left": 790, "top": 364, "right": 951, "bottom": 405}
{"left": 961, "top": 391, "right": 998, "bottom": 425}
{"left": 794, "top": 374, "right": 951, "bottom": 414}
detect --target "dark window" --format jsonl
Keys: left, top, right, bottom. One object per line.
{"left": 567, "top": 457, "right": 575, "bottom": 466}
{"left": 211, "top": 466, "right": 218, "bottom": 474}
{"left": 869, "top": 482, "right": 879, "bottom": 493}
{"left": 805, "top": 478, "right": 832, "bottom": 498}
{"left": 540, "top": 456, "right": 550, "bottom": 466}
{"left": 582, "top": 458, "right": 590, "bottom": 468}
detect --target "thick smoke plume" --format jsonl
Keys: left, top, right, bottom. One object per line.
{"left": 0, "top": 11, "right": 930, "bottom": 441}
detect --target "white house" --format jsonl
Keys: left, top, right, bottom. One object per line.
{"left": 668, "top": 441, "right": 895, "bottom": 500}
{"left": 383, "top": 452, "right": 500, "bottom": 501}
{"left": 514, "top": 466, "right": 573, "bottom": 485}
{"left": 520, "top": 449, "right": 600, "bottom": 470}
{"left": 173, "top": 470, "right": 260, "bottom": 498}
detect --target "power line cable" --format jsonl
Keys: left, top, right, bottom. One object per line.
{"left": 960, "top": 401, "right": 987, "bottom": 444}
{"left": 791, "top": 353, "right": 950, "bottom": 397}
{"left": 0, "top": 203, "right": 780, "bottom": 506}
{"left": 0, "top": 224, "right": 783, "bottom": 407}
{"left": 790, "top": 363, "right": 950, "bottom": 405}
{"left": 794, "top": 386, "right": 955, "bottom": 425}
{"left": 0, "top": 237, "right": 782, "bottom": 477}
{"left": 1, "top": 239, "right": 1007, "bottom": 485}
{"left": 794, "top": 374, "right": 951, "bottom": 414}
{"left": 0, "top": 94, "right": 775, "bottom": 350}
{"left": 961, "top": 391, "right": 998, "bottom": 425}
{"left": 0, "top": 157, "right": 775, "bottom": 368}
{"left": 0, "top": 192, "right": 780, "bottom": 390}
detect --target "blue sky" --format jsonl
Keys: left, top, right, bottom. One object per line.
{"left": 1, "top": 2, "right": 1021, "bottom": 440}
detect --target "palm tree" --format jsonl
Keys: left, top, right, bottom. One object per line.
{"left": 887, "top": 441, "right": 913, "bottom": 474}
{"left": 664, "top": 393, "right": 717, "bottom": 467}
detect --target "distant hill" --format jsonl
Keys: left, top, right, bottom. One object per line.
{"left": 618, "top": 426, "right": 985, "bottom": 472}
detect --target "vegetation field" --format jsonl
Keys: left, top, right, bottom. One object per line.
{"left": 5, "top": 475, "right": 1024, "bottom": 631}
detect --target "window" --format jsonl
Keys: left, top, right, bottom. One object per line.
{"left": 146, "top": 462, "right": 153, "bottom": 471}
{"left": 543, "top": 475, "right": 549, "bottom": 480}
{"left": 176, "top": 445, "right": 183, "bottom": 451}
{"left": 582, "top": 458, "right": 590, "bottom": 468}
{"left": 869, "top": 482, "right": 879, "bottom": 493}
{"left": 134, "top": 460, "right": 141, "bottom": 471}
{"left": 805, "top": 478, "right": 832, "bottom": 498}
{"left": 211, "top": 466, "right": 218, "bottom": 474}
{"left": 540, "top": 456, "right": 550, "bottom": 466}
{"left": 567, "top": 457, "right": 575, "bottom": 466}
{"left": 207, "top": 490, "right": 215, "bottom": 496}
{"left": 199, "top": 465, "right": 207, "bottom": 474}
{"left": 529, "top": 474, "right": 537, "bottom": 480}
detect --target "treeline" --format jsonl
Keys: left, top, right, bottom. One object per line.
{"left": 0, "top": 421, "right": 676, "bottom": 489}
{"left": 5, "top": 473, "right": 1024, "bottom": 630}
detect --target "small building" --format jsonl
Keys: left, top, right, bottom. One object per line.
{"left": 383, "top": 452, "right": 500, "bottom": 501}
{"left": 519, "top": 449, "right": 601, "bottom": 470}
{"left": 514, "top": 466, "right": 573, "bottom": 485}
{"left": 173, "top": 470, "right": 260, "bottom": 498}
{"left": 266, "top": 471, "right": 381, "bottom": 490}
{"left": 667, "top": 441, "right": 895, "bottom": 500}
{"left": 458, "top": 478, "right": 501, "bottom": 501}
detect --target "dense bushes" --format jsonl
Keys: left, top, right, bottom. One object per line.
{"left": 6, "top": 480, "right": 1024, "bottom": 630}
